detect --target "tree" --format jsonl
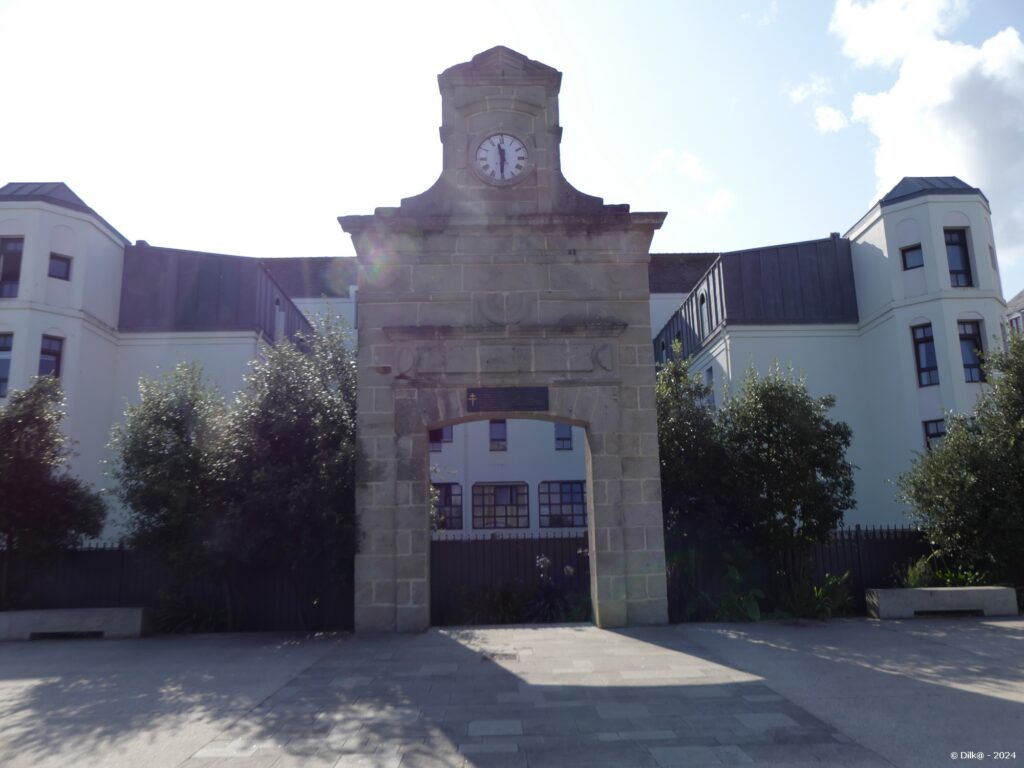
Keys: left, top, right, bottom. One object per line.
{"left": 719, "top": 365, "right": 855, "bottom": 551}
{"left": 0, "top": 376, "right": 104, "bottom": 607}
{"left": 900, "top": 334, "right": 1024, "bottom": 584}
{"left": 655, "top": 344, "right": 730, "bottom": 531}
{"left": 108, "top": 363, "right": 227, "bottom": 584}
{"left": 225, "top": 317, "right": 358, "bottom": 628}
{"left": 657, "top": 359, "right": 855, "bottom": 551}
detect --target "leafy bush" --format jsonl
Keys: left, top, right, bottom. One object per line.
{"left": 900, "top": 335, "right": 1024, "bottom": 586}
{"left": 781, "top": 571, "right": 852, "bottom": 619}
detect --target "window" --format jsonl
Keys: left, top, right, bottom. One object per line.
{"left": 432, "top": 483, "right": 463, "bottom": 530}
{"left": 945, "top": 229, "right": 973, "bottom": 287}
{"left": 923, "top": 419, "right": 946, "bottom": 451}
{"left": 428, "top": 425, "right": 453, "bottom": 452}
{"left": 554, "top": 422, "right": 572, "bottom": 450}
{"left": 1011, "top": 316, "right": 1023, "bottom": 336}
{"left": 48, "top": 253, "right": 71, "bottom": 281}
{"left": 901, "top": 244, "right": 923, "bottom": 270}
{"left": 39, "top": 336, "right": 62, "bottom": 378}
{"left": 912, "top": 324, "right": 939, "bottom": 387}
{"left": 704, "top": 366, "right": 716, "bottom": 409}
{"left": 698, "top": 293, "right": 709, "bottom": 338}
{"left": 958, "top": 320, "right": 984, "bottom": 383}
{"left": 539, "top": 481, "right": 587, "bottom": 528}
{"left": 472, "top": 482, "right": 529, "bottom": 529}
{"left": 489, "top": 419, "right": 507, "bottom": 451}
{"left": 0, "top": 334, "right": 11, "bottom": 397}
{"left": 0, "top": 238, "right": 23, "bottom": 298}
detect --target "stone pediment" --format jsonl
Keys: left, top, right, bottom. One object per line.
{"left": 438, "top": 46, "right": 562, "bottom": 90}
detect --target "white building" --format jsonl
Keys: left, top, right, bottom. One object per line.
{"left": 1, "top": 177, "right": 1012, "bottom": 537}
{"left": 654, "top": 177, "right": 1009, "bottom": 525}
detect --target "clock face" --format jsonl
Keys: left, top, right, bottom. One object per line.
{"left": 475, "top": 133, "right": 528, "bottom": 183}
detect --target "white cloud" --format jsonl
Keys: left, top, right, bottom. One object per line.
{"left": 678, "top": 152, "right": 707, "bottom": 182}
{"left": 789, "top": 74, "right": 832, "bottom": 104}
{"left": 760, "top": 0, "right": 779, "bottom": 25}
{"left": 740, "top": 0, "right": 778, "bottom": 26}
{"left": 829, "top": 0, "right": 969, "bottom": 67}
{"left": 815, "top": 106, "right": 849, "bottom": 133}
{"left": 844, "top": 22, "right": 1024, "bottom": 270}
{"left": 707, "top": 188, "right": 736, "bottom": 215}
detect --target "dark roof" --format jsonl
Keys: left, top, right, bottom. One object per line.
{"left": 648, "top": 253, "right": 719, "bottom": 293}
{"left": 261, "top": 257, "right": 356, "bottom": 298}
{"left": 881, "top": 177, "right": 987, "bottom": 207}
{"left": 0, "top": 181, "right": 129, "bottom": 243}
{"left": 119, "top": 243, "right": 310, "bottom": 339}
{"left": 1007, "top": 288, "right": 1024, "bottom": 315}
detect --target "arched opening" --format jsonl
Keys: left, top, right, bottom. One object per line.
{"left": 426, "top": 417, "right": 593, "bottom": 626}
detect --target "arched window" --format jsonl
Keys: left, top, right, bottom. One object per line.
{"left": 698, "top": 293, "right": 710, "bottom": 339}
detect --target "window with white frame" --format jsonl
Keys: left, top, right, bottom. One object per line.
{"left": 958, "top": 320, "right": 984, "bottom": 382}
{"left": 472, "top": 482, "right": 529, "bottom": 529}
{"left": 539, "top": 481, "right": 586, "bottom": 528}
{"left": 0, "top": 238, "right": 23, "bottom": 298}
{"left": 432, "top": 482, "right": 463, "bottom": 530}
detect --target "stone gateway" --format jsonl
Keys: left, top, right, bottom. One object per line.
{"left": 339, "top": 47, "right": 669, "bottom": 632}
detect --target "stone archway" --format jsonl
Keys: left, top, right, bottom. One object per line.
{"left": 339, "top": 46, "right": 668, "bottom": 632}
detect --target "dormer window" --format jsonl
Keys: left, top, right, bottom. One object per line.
{"left": 698, "top": 293, "right": 710, "bottom": 338}
{"left": 0, "top": 238, "right": 23, "bottom": 298}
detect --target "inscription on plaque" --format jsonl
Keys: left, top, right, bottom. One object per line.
{"left": 467, "top": 387, "right": 549, "bottom": 413}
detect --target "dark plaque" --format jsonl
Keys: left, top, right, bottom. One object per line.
{"left": 467, "top": 387, "right": 549, "bottom": 413}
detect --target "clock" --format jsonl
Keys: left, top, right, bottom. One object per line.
{"left": 474, "top": 133, "right": 529, "bottom": 183}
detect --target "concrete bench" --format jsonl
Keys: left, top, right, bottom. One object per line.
{"left": 0, "top": 607, "right": 153, "bottom": 641}
{"left": 866, "top": 587, "right": 1018, "bottom": 619}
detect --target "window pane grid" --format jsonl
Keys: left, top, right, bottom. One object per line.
{"left": 958, "top": 321, "right": 984, "bottom": 382}
{"left": 945, "top": 229, "right": 973, "bottom": 287}
{"left": 912, "top": 324, "right": 939, "bottom": 387}
{"left": 472, "top": 482, "right": 528, "bottom": 529}
{"left": 433, "top": 483, "right": 463, "bottom": 530}
{"left": 429, "top": 425, "right": 453, "bottom": 452}
{"left": 539, "top": 480, "right": 587, "bottom": 528}
{"left": 0, "top": 238, "right": 23, "bottom": 298}
{"left": 39, "top": 335, "right": 63, "bottom": 378}
{"left": 923, "top": 419, "right": 946, "bottom": 451}
{"left": 554, "top": 422, "right": 572, "bottom": 450}
{"left": 489, "top": 419, "right": 507, "bottom": 451}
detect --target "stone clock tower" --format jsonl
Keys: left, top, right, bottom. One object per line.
{"left": 340, "top": 47, "right": 668, "bottom": 632}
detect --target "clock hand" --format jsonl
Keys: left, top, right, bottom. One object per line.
{"left": 498, "top": 144, "right": 506, "bottom": 178}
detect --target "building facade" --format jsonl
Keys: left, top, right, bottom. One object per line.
{"left": 654, "top": 177, "right": 1009, "bottom": 524}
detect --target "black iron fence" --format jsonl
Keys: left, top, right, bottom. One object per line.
{"left": 667, "top": 524, "right": 931, "bottom": 621}
{"left": 430, "top": 530, "right": 591, "bottom": 626}
{"left": 0, "top": 544, "right": 353, "bottom": 632}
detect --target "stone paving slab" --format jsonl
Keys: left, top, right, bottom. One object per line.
{"left": 4, "top": 620, "right": 1020, "bottom": 766}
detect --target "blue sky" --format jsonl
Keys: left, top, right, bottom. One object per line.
{"left": 2, "top": 0, "right": 1022, "bottom": 299}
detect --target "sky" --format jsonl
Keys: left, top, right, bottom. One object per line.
{"left": 2, "top": 0, "right": 1022, "bottom": 300}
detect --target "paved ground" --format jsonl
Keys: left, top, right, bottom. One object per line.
{"left": 0, "top": 618, "right": 1020, "bottom": 767}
